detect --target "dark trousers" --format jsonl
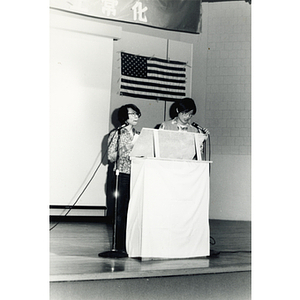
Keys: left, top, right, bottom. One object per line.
{"left": 115, "top": 172, "right": 130, "bottom": 252}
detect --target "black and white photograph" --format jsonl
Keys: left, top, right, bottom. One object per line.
{"left": 48, "top": 1, "right": 251, "bottom": 299}
{"left": 2, "top": 1, "right": 299, "bottom": 300}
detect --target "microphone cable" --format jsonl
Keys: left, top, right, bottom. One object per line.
{"left": 49, "top": 129, "right": 119, "bottom": 231}
{"left": 209, "top": 235, "right": 251, "bottom": 257}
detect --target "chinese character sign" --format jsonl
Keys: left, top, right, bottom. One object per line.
{"left": 50, "top": 0, "right": 201, "bottom": 34}
{"left": 102, "top": 0, "right": 118, "bottom": 17}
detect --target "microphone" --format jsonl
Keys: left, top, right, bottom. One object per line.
{"left": 117, "top": 121, "right": 129, "bottom": 130}
{"left": 191, "top": 122, "right": 209, "bottom": 135}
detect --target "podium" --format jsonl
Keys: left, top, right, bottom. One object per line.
{"left": 126, "top": 129, "right": 212, "bottom": 259}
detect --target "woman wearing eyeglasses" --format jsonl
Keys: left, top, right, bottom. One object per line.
{"left": 107, "top": 104, "right": 141, "bottom": 256}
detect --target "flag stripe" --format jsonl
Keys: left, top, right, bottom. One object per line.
{"left": 147, "top": 69, "right": 186, "bottom": 78}
{"left": 120, "top": 92, "right": 184, "bottom": 101}
{"left": 120, "top": 85, "right": 186, "bottom": 96}
{"left": 148, "top": 63, "right": 186, "bottom": 73}
{"left": 122, "top": 73, "right": 186, "bottom": 83}
{"left": 120, "top": 52, "right": 187, "bottom": 101}
{"left": 121, "top": 78, "right": 186, "bottom": 90}
{"left": 148, "top": 56, "right": 187, "bottom": 65}
{"left": 147, "top": 76, "right": 186, "bottom": 84}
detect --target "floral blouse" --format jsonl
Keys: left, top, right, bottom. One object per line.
{"left": 107, "top": 127, "right": 139, "bottom": 174}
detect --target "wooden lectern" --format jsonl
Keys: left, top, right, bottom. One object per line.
{"left": 126, "top": 128, "right": 212, "bottom": 259}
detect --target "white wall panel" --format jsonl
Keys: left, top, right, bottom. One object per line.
{"left": 50, "top": 11, "right": 119, "bottom": 207}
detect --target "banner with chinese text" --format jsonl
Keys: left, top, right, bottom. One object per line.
{"left": 50, "top": 0, "right": 201, "bottom": 34}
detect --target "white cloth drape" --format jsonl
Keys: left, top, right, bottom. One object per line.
{"left": 126, "top": 158, "right": 210, "bottom": 259}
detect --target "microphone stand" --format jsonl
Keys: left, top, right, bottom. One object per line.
{"left": 99, "top": 126, "right": 128, "bottom": 258}
{"left": 203, "top": 140, "right": 207, "bottom": 161}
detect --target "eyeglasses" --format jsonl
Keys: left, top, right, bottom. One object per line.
{"left": 179, "top": 111, "right": 194, "bottom": 118}
{"left": 128, "top": 112, "right": 140, "bottom": 118}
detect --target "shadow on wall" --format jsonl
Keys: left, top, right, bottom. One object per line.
{"left": 101, "top": 108, "right": 120, "bottom": 221}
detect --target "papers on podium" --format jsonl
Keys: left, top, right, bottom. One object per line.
{"left": 130, "top": 128, "right": 206, "bottom": 160}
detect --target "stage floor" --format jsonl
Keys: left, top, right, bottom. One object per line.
{"left": 50, "top": 219, "right": 251, "bottom": 282}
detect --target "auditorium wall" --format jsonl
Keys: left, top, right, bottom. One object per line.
{"left": 50, "top": 1, "right": 251, "bottom": 221}
{"left": 50, "top": 10, "right": 122, "bottom": 213}
{"left": 107, "top": 1, "right": 251, "bottom": 221}
{"left": 203, "top": 2, "right": 251, "bottom": 221}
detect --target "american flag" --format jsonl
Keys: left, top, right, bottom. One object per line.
{"left": 120, "top": 52, "right": 187, "bottom": 101}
